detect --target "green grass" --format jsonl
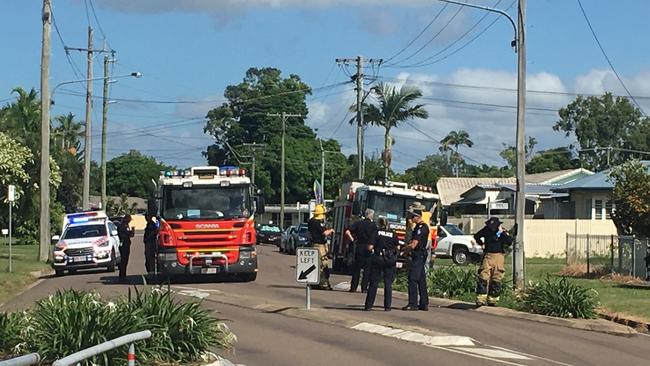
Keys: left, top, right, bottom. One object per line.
{"left": 0, "top": 244, "right": 50, "bottom": 305}
{"left": 433, "top": 255, "right": 650, "bottom": 321}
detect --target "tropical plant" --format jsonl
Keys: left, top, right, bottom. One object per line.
{"left": 0, "top": 311, "right": 31, "bottom": 356}
{"left": 362, "top": 83, "right": 428, "bottom": 181}
{"left": 440, "top": 130, "right": 474, "bottom": 177}
{"left": 55, "top": 112, "right": 84, "bottom": 152}
{"left": 609, "top": 160, "right": 650, "bottom": 237}
{"left": 521, "top": 276, "right": 599, "bottom": 319}
{"left": 427, "top": 266, "right": 476, "bottom": 298}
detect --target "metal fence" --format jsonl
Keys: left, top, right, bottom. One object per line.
{"left": 0, "top": 353, "right": 40, "bottom": 366}
{"left": 566, "top": 233, "right": 650, "bottom": 279}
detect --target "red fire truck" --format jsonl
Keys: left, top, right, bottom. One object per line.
{"left": 331, "top": 181, "right": 439, "bottom": 270}
{"left": 154, "top": 166, "right": 264, "bottom": 281}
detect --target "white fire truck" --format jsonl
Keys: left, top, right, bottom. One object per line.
{"left": 330, "top": 181, "right": 439, "bottom": 270}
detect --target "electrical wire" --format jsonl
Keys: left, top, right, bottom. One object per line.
{"left": 88, "top": 0, "right": 112, "bottom": 51}
{"left": 51, "top": 8, "right": 86, "bottom": 82}
{"left": 576, "top": 0, "right": 646, "bottom": 116}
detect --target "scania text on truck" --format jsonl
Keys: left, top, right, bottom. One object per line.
{"left": 154, "top": 166, "right": 264, "bottom": 281}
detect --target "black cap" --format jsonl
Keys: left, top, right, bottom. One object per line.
{"left": 485, "top": 217, "right": 503, "bottom": 226}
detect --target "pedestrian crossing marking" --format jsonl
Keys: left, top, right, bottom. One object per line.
{"left": 351, "top": 322, "right": 475, "bottom": 346}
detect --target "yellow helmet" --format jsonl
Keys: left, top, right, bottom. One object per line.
{"left": 313, "top": 204, "right": 326, "bottom": 219}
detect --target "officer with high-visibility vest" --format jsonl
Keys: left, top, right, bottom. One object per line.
{"left": 308, "top": 204, "right": 335, "bottom": 290}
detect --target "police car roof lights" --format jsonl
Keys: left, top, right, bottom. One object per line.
{"left": 65, "top": 211, "right": 107, "bottom": 224}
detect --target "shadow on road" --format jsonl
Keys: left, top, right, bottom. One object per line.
{"left": 97, "top": 273, "right": 245, "bottom": 286}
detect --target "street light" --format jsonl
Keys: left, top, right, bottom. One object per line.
{"left": 436, "top": 0, "right": 527, "bottom": 289}
{"left": 39, "top": 71, "right": 141, "bottom": 261}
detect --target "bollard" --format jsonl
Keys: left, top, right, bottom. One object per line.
{"left": 127, "top": 343, "right": 135, "bottom": 366}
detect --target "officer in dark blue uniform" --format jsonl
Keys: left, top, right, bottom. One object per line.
{"left": 346, "top": 208, "right": 377, "bottom": 293}
{"left": 364, "top": 217, "right": 399, "bottom": 311}
{"left": 402, "top": 204, "right": 429, "bottom": 311}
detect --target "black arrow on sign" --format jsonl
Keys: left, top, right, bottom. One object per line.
{"left": 298, "top": 265, "right": 317, "bottom": 280}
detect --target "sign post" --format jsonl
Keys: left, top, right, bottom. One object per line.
{"left": 296, "top": 247, "right": 320, "bottom": 310}
{"left": 8, "top": 185, "right": 15, "bottom": 273}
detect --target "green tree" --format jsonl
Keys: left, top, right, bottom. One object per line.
{"left": 1, "top": 88, "right": 41, "bottom": 151}
{"left": 526, "top": 147, "right": 579, "bottom": 174}
{"left": 362, "top": 83, "right": 428, "bottom": 182}
{"left": 609, "top": 160, "right": 650, "bottom": 237}
{"left": 554, "top": 93, "right": 650, "bottom": 171}
{"left": 398, "top": 153, "right": 452, "bottom": 186}
{"left": 499, "top": 136, "right": 538, "bottom": 170}
{"left": 54, "top": 113, "right": 83, "bottom": 152}
{"left": 440, "top": 130, "right": 474, "bottom": 177}
{"left": 106, "top": 150, "right": 167, "bottom": 198}
{"left": 204, "top": 67, "right": 349, "bottom": 202}
{"left": 106, "top": 193, "right": 138, "bottom": 216}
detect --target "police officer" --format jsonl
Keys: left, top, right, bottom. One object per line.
{"left": 143, "top": 213, "right": 158, "bottom": 274}
{"left": 308, "top": 204, "right": 335, "bottom": 290}
{"left": 402, "top": 203, "right": 429, "bottom": 311}
{"left": 364, "top": 217, "right": 399, "bottom": 311}
{"left": 117, "top": 215, "right": 134, "bottom": 282}
{"left": 474, "top": 217, "right": 513, "bottom": 306}
{"left": 346, "top": 208, "right": 377, "bottom": 293}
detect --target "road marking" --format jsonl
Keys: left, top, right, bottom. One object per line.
{"left": 333, "top": 281, "right": 351, "bottom": 291}
{"left": 352, "top": 322, "right": 475, "bottom": 346}
{"left": 489, "top": 346, "right": 575, "bottom": 366}
{"left": 175, "top": 289, "right": 211, "bottom": 299}
{"left": 172, "top": 285, "right": 223, "bottom": 293}
{"left": 451, "top": 347, "right": 531, "bottom": 360}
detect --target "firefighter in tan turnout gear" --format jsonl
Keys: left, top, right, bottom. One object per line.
{"left": 308, "top": 204, "right": 334, "bottom": 290}
{"left": 474, "top": 217, "right": 513, "bottom": 306}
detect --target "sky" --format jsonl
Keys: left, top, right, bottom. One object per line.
{"left": 1, "top": 0, "right": 649, "bottom": 172}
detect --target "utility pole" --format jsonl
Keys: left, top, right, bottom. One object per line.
{"left": 335, "top": 56, "right": 382, "bottom": 181}
{"left": 267, "top": 113, "right": 303, "bottom": 230}
{"left": 513, "top": 0, "right": 527, "bottom": 290}
{"left": 319, "top": 139, "right": 325, "bottom": 197}
{"left": 82, "top": 26, "right": 94, "bottom": 210}
{"left": 101, "top": 52, "right": 115, "bottom": 209}
{"left": 242, "top": 143, "right": 265, "bottom": 187}
{"left": 39, "top": 0, "right": 52, "bottom": 262}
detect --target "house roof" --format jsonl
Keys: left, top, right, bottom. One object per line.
{"left": 526, "top": 168, "right": 593, "bottom": 184}
{"left": 551, "top": 161, "right": 650, "bottom": 192}
{"left": 436, "top": 177, "right": 516, "bottom": 205}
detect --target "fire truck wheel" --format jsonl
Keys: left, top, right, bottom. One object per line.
{"left": 240, "top": 272, "right": 257, "bottom": 282}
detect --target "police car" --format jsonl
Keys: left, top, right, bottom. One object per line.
{"left": 51, "top": 211, "right": 122, "bottom": 276}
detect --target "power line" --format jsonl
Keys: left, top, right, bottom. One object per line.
{"left": 387, "top": 3, "right": 465, "bottom": 67}
{"left": 383, "top": 2, "right": 450, "bottom": 64}
{"left": 576, "top": 0, "right": 646, "bottom": 116}
{"left": 88, "top": 0, "right": 112, "bottom": 50}
{"left": 50, "top": 8, "right": 86, "bottom": 82}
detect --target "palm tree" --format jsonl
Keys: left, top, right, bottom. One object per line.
{"left": 363, "top": 83, "right": 429, "bottom": 182}
{"left": 55, "top": 113, "right": 83, "bottom": 151}
{"left": 440, "top": 130, "right": 474, "bottom": 177}
{"left": 4, "top": 88, "right": 41, "bottom": 150}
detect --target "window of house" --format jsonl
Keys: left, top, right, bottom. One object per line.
{"left": 605, "top": 200, "right": 614, "bottom": 219}
{"left": 594, "top": 199, "right": 603, "bottom": 220}
{"left": 585, "top": 199, "right": 592, "bottom": 219}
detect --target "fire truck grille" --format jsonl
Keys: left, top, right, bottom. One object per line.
{"left": 184, "top": 231, "right": 234, "bottom": 236}
{"left": 183, "top": 237, "right": 229, "bottom": 243}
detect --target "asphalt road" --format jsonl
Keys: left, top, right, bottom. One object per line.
{"left": 3, "top": 238, "right": 650, "bottom": 366}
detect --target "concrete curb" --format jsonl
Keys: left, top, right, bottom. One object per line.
{"left": 421, "top": 295, "right": 637, "bottom": 337}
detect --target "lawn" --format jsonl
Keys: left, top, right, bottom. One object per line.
{"left": 0, "top": 243, "right": 50, "bottom": 305}
{"left": 432, "top": 256, "right": 650, "bottom": 322}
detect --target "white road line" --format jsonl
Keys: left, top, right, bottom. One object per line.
{"left": 452, "top": 347, "right": 532, "bottom": 360}
{"left": 352, "top": 322, "right": 475, "bottom": 346}
{"left": 489, "top": 346, "right": 575, "bottom": 366}
{"left": 423, "top": 344, "right": 529, "bottom": 366}
{"left": 172, "top": 285, "right": 223, "bottom": 293}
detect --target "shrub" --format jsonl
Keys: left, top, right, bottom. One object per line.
{"left": 29, "top": 290, "right": 147, "bottom": 364}
{"left": 521, "top": 276, "right": 599, "bottom": 319}
{"left": 0, "top": 311, "right": 31, "bottom": 356}
{"left": 124, "top": 287, "right": 236, "bottom": 363}
{"left": 427, "top": 266, "right": 476, "bottom": 299}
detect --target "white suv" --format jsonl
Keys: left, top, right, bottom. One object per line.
{"left": 51, "top": 211, "right": 122, "bottom": 276}
{"left": 434, "top": 224, "right": 483, "bottom": 265}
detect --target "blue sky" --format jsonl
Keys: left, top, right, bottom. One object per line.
{"left": 2, "top": 0, "right": 649, "bottom": 171}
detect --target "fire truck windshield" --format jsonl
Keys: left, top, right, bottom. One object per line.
{"left": 161, "top": 185, "right": 252, "bottom": 220}
{"left": 367, "top": 192, "right": 435, "bottom": 223}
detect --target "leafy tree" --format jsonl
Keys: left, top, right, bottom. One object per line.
{"left": 609, "top": 160, "right": 650, "bottom": 237}
{"left": 362, "top": 83, "right": 428, "bottom": 181}
{"left": 440, "top": 130, "right": 474, "bottom": 177}
{"left": 106, "top": 193, "right": 138, "bottom": 217}
{"left": 554, "top": 93, "right": 650, "bottom": 171}
{"left": 398, "top": 153, "right": 452, "bottom": 186}
{"left": 54, "top": 113, "right": 83, "bottom": 152}
{"left": 0, "top": 132, "right": 33, "bottom": 203}
{"left": 204, "top": 67, "right": 348, "bottom": 202}
{"left": 463, "top": 164, "right": 513, "bottom": 178}
{"left": 526, "top": 147, "right": 579, "bottom": 174}
{"left": 499, "top": 136, "right": 537, "bottom": 170}
{"left": 0, "top": 88, "right": 41, "bottom": 150}
{"left": 106, "top": 150, "right": 168, "bottom": 198}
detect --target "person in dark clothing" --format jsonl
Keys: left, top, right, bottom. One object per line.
{"left": 117, "top": 215, "right": 134, "bottom": 282}
{"left": 143, "top": 213, "right": 158, "bottom": 274}
{"left": 402, "top": 203, "right": 430, "bottom": 311}
{"left": 345, "top": 208, "right": 377, "bottom": 293}
{"left": 308, "top": 204, "right": 335, "bottom": 290}
{"left": 364, "top": 217, "right": 399, "bottom": 311}
{"left": 474, "top": 217, "right": 513, "bottom": 306}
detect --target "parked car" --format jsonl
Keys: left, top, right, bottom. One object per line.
{"left": 288, "top": 223, "right": 310, "bottom": 254}
{"left": 280, "top": 225, "right": 296, "bottom": 254}
{"left": 433, "top": 223, "right": 483, "bottom": 265}
{"left": 257, "top": 224, "right": 282, "bottom": 246}
{"left": 51, "top": 211, "right": 122, "bottom": 276}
